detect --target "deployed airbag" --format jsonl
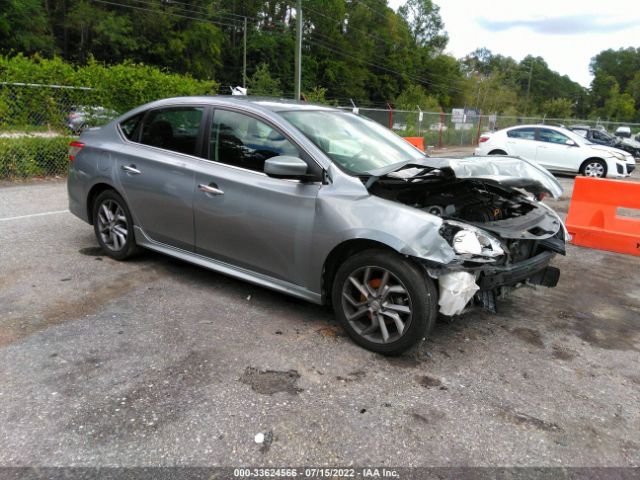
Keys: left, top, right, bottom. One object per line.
{"left": 438, "top": 271, "right": 479, "bottom": 316}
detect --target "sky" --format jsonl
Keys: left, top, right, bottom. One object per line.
{"left": 388, "top": 0, "right": 640, "bottom": 87}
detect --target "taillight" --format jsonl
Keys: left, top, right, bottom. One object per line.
{"left": 68, "top": 141, "right": 84, "bottom": 161}
{"left": 479, "top": 135, "right": 490, "bottom": 143}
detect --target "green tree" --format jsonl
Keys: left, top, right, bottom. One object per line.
{"left": 0, "top": 0, "right": 54, "bottom": 56}
{"left": 398, "top": 0, "right": 448, "bottom": 52}
{"left": 604, "top": 86, "right": 635, "bottom": 122}
{"left": 394, "top": 85, "right": 440, "bottom": 111}
{"left": 0, "top": 0, "right": 609, "bottom": 120}
{"left": 590, "top": 47, "right": 640, "bottom": 91}
{"left": 541, "top": 98, "right": 574, "bottom": 119}
{"left": 247, "top": 63, "right": 282, "bottom": 96}
{"left": 303, "top": 86, "right": 336, "bottom": 105}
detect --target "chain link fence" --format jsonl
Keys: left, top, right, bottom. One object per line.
{"left": 2, "top": 84, "right": 640, "bottom": 180}
{"left": 341, "top": 106, "right": 640, "bottom": 150}
{"left": 0, "top": 82, "right": 118, "bottom": 180}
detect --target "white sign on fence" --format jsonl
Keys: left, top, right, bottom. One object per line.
{"left": 451, "top": 108, "right": 465, "bottom": 123}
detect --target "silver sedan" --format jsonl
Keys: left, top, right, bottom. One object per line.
{"left": 68, "top": 97, "right": 566, "bottom": 355}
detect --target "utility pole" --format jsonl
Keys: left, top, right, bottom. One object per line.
{"left": 524, "top": 60, "right": 533, "bottom": 118}
{"left": 243, "top": 16, "right": 247, "bottom": 88}
{"left": 294, "top": 0, "right": 302, "bottom": 100}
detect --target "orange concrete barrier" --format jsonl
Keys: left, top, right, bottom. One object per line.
{"left": 403, "top": 137, "right": 425, "bottom": 151}
{"left": 566, "top": 176, "right": 640, "bottom": 256}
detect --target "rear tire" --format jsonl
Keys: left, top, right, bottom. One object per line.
{"left": 92, "top": 189, "right": 139, "bottom": 260}
{"left": 580, "top": 158, "right": 607, "bottom": 178}
{"left": 331, "top": 249, "right": 438, "bottom": 355}
{"left": 488, "top": 149, "right": 507, "bottom": 155}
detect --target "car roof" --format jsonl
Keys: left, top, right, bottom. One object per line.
{"left": 115, "top": 95, "right": 343, "bottom": 126}
{"left": 141, "top": 95, "right": 339, "bottom": 113}
{"left": 505, "top": 124, "right": 562, "bottom": 130}
{"left": 231, "top": 96, "right": 339, "bottom": 112}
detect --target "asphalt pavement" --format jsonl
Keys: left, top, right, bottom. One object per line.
{"left": 0, "top": 170, "right": 639, "bottom": 467}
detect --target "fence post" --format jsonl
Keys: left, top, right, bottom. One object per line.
{"left": 350, "top": 98, "right": 358, "bottom": 114}
{"left": 387, "top": 103, "right": 393, "bottom": 130}
{"left": 438, "top": 109, "right": 444, "bottom": 148}
{"left": 475, "top": 114, "right": 483, "bottom": 145}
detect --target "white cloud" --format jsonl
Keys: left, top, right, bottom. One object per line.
{"left": 388, "top": 0, "right": 640, "bottom": 87}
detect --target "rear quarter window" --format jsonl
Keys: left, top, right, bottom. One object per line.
{"left": 120, "top": 114, "right": 143, "bottom": 140}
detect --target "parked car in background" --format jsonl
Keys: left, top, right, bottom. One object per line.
{"left": 615, "top": 126, "right": 631, "bottom": 138}
{"left": 67, "top": 97, "right": 567, "bottom": 355}
{"left": 569, "top": 125, "right": 640, "bottom": 160}
{"left": 67, "top": 106, "right": 119, "bottom": 134}
{"left": 476, "top": 125, "right": 634, "bottom": 178}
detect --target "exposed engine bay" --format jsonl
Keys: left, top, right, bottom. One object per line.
{"left": 369, "top": 175, "right": 536, "bottom": 224}
{"left": 364, "top": 163, "right": 565, "bottom": 242}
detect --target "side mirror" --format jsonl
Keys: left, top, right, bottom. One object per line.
{"left": 264, "top": 155, "right": 308, "bottom": 179}
{"left": 565, "top": 139, "right": 576, "bottom": 146}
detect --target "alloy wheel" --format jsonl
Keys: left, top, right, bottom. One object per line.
{"left": 341, "top": 266, "right": 413, "bottom": 344}
{"left": 584, "top": 161, "right": 605, "bottom": 177}
{"left": 96, "top": 199, "right": 129, "bottom": 251}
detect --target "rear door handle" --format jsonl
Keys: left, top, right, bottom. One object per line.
{"left": 198, "top": 183, "right": 224, "bottom": 196}
{"left": 122, "top": 165, "right": 141, "bottom": 174}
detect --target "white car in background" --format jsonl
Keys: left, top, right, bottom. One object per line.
{"left": 615, "top": 126, "right": 631, "bottom": 138}
{"left": 475, "top": 125, "right": 634, "bottom": 178}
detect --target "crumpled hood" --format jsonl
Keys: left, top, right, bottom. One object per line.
{"left": 372, "top": 155, "right": 563, "bottom": 199}
{"left": 620, "top": 137, "right": 640, "bottom": 149}
{"left": 590, "top": 144, "right": 634, "bottom": 160}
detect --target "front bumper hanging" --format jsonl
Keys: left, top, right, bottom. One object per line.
{"left": 477, "top": 250, "right": 560, "bottom": 291}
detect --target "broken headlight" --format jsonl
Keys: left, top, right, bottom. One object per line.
{"left": 439, "top": 220, "right": 505, "bottom": 262}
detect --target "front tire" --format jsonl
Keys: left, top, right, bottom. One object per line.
{"left": 92, "top": 190, "right": 139, "bottom": 260}
{"left": 581, "top": 158, "right": 607, "bottom": 178}
{"left": 331, "top": 249, "right": 438, "bottom": 355}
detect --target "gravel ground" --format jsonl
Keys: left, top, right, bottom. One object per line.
{"left": 0, "top": 161, "right": 639, "bottom": 468}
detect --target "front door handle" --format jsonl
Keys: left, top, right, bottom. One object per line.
{"left": 122, "top": 165, "right": 141, "bottom": 174}
{"left": 198, "top": 183, "right": 224, "bottom": 196}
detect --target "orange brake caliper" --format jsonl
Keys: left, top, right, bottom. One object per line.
{"left": 361, "top": 278, "right": 382, "bottom": 319}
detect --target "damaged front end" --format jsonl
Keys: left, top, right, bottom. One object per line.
{"left": 366, "top": 155, "right": 567, "bottom": 316}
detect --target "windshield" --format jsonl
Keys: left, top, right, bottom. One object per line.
{"left": 560, "top": 127, "right": 593, "bottom": 145}
{"left": 279, "top": 110, "right": 425, "bottom": 175}
{"left": 597, "top": 130, "right": 616, "bottom": 142}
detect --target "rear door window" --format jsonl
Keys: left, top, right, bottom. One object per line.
{"left": 507, "top": 127, "right": 536, "bottom": 140}
{"left": 139, "top": 107, "right": 204, "bottom": 156}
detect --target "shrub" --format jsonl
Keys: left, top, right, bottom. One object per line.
{"left": 0, "top": 54, "right": 219, "bottom": 130}
{"left": 0, "top": 135, "right": 72, "bottom": 179}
